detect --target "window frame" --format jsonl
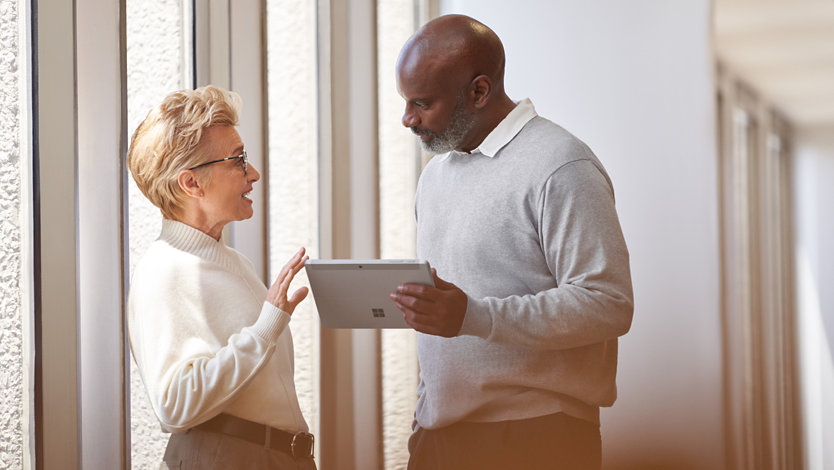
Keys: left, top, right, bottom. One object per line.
{"left": 32, "top": 0, "right": 129, "bottom": 467}
{"left": 28, "top": 0, "right": 436, "bottom": 466}
{"left": 716, "top": 64, "right": 803, "bottom": 470}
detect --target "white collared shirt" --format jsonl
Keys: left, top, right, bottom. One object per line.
{"left": 468, "top": 98, "right": 538, "bottom": 158}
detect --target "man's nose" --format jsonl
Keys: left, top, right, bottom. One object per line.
{"left": 402, "top": 106, "right": 419, "bottom": 128}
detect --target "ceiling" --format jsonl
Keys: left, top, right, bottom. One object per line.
{"left": 714, "top": 1, "right": 834, "bottom": 128}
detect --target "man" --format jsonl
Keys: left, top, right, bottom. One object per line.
{"left": 390, "top": 14, "right": 634, "bottom": 470}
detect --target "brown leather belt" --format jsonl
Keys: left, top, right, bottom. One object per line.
{"left": 195, "top": 414, "right": 314, "bottom": 458}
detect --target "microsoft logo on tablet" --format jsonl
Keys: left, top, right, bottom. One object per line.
{"left": 372, "top": 308, "right": 385, "bottom": 318}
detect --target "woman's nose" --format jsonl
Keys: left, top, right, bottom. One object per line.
{"left": 248, "top": 163, "right": 261, "bottom": 183}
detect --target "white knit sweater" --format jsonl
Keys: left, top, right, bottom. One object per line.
{"left": 128, "top": 219, "right": 308, "bottom": 434}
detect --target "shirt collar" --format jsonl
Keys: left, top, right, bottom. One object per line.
{"left": 469, "top": 98, "right": 537, "bottom": 158}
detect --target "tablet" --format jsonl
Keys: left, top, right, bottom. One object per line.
{"left": 305, "top": 259, "right": 434, "bottom": 329}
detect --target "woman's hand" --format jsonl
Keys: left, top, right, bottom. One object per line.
{"left": 267, "top": 247, "right": 310, "bottom": 314}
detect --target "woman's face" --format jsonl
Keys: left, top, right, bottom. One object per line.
{"left": 195, "top": 125, "right": 260, "bottom": 234}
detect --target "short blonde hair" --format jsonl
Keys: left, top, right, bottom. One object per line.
{"left": 127, "top": 85, "right": 241, "bottom": 220}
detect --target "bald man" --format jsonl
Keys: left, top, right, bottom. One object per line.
{"left": 390, "top": 15, "right": 634, "bottom": 470}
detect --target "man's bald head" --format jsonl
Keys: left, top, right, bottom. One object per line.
{"left": 396, "top": 15, "right": 515, "bottom": 153}
{"left": 397, "top": 14, "right": 506, "bottom": 94}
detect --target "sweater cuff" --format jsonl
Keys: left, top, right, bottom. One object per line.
{"left": 458, "top": 296, "right": 492, "bottom": 339}
{"left": 251, "top": 302, "right": 291, "bottom": 343}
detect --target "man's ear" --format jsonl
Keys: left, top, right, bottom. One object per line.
{"left": 178, "top": 170, "right": 204, "bottom": 198}
{"left": 470, "top": 75, "right": 492, "bottom": 108}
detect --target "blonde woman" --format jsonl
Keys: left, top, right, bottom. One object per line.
{"left": 127, "top": 85, "right": 315, "bottom": 469}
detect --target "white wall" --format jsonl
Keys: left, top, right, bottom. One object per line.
{"left": 439, "top": 2, "right": 723, "bottom": 469}
{"left": 0, "top": 0, "right": 27, "bottom": 467}
{"left": 794, "top": 128, "right": 834, "bottom": 470}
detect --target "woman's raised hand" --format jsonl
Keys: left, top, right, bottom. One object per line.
{"left": 266, "top": 247, "right": 310, "bottom": 314}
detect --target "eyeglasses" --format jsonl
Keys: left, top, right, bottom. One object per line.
{"left": 187, "top": 150, "right": 248, "bottom": 175}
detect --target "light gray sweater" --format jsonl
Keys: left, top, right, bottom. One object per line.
{"left": 414, "top": 100, "right": 633, "bottom": 430}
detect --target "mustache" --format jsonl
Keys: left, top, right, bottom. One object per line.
{"left": 410, "top": 127, "right": 436, "bottom": 137}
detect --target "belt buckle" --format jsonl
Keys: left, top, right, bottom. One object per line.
{"left": 291, "top": 432, "right": 314, "bottom": 458}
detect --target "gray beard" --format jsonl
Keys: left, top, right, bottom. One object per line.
{"left": 416, "top": 97, "right": 476, "bottom": 154}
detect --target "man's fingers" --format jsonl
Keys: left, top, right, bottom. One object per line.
{"left": 399, "top": 304, "right": 440, "bottom": 333}
{"left": 390, "top": 291, "right": 436, "bottom": 312}
{"left": 400, "top": 294, "right": 427, "bottom": 311}
{"left": 395, "top": 283, "right": 439, "bottom": 302}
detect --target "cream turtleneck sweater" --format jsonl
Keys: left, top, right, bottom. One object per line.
{"left": 128, "top": 219, "right": 308, "bottom": 434}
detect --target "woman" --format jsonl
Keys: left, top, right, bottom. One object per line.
{"left": 127, "top": 85, "right": 315, "bottom": 469}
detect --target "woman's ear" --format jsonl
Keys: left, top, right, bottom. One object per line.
{"left": 178, "top": 170, "right": 204, "bottom": 198}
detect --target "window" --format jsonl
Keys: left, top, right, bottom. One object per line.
{"left": 265, "top": 0, "right": 321, "bottom": 445}
{"left": 18, "top": 1, "right": 434, "bottom": 466}
{"left": 126, "top": 0, "right": 193, "bottom": 464}
{"left": 378, "top": 0, "right": 429, "bottom": 467}
{"left": 717, "top": 70, "right": 802, "bottom": 470}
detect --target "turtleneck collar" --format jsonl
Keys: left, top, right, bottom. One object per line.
{"left": 159, "top": 219, "right": 241, "bottom": 275}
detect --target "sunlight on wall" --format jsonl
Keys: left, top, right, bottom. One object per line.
{"left": 794, "top": 129, "right": 834, "bottom": 470}
{"left": 0, "top": 0, "right": 25, "bottom": 467}
{"left": 265, "top": 0, "right": 320, "bottom": 443}
{"left": 126, "top": 0, "right": 188, "bottom": 466}
{"left": 796, "top": 246, "right": 832, "bottom": 469}
{"left": 378, "top": 0, "right": 422, "bottom": 468}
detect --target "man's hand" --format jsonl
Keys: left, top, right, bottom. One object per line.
{"left": 390, "top": 269, "right": 467, "bottom": 337}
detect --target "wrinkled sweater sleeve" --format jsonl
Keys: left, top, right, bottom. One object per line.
{"left": 149, "top": 301, "right": 289, "bottom": 432}
{"left": 128, "top": 241, "right": 292, "bottom": 432}
{"left": 458, "top": 159, "right": 634, "bottom": 350}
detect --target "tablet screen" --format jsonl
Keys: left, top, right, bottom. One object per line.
{"left": 305, "top": 259, "right": 434, "bottom": 328}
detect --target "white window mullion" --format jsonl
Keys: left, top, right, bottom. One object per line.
{"left": 33, "top": 0, "right": 79, "bottom": 466}
{"left": 346, "top": 1, "right": 382, "bottom": 469}
{"left": 229, "top": 0, "right": 267, "bottom": 279}
{"left": 194, "top": 0, "right": 230, "bottom": 90}
{"left": 318, "top": 0, "right": 382, "bottom": 468}
{"left": 265, "top": 0, "right": 322, "bottom": 459}
{"left": 76, "top": 0, "right": 128, "bottom": 468}
{"left": 125, "top": 0, "right": 194, "bottom": 464}
{"left": 377, "top": 1, "right": 430, "bottom": 467}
